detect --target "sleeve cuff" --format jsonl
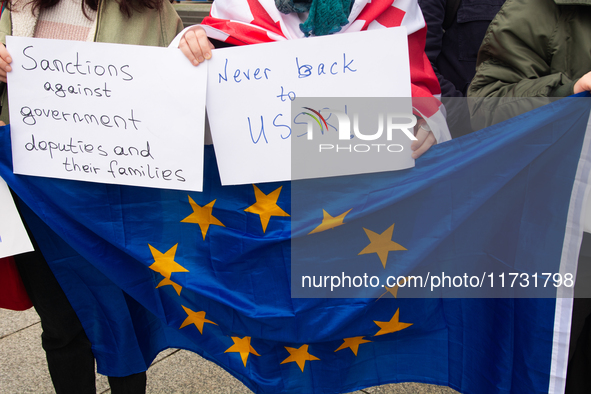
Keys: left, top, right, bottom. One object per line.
{"left": 551, "top": 80, "right": 576, "bottom": 97}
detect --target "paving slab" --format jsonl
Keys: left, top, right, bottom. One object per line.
{"left": 0, "top": 310, "right": 109, "bottom": 394}
{"left": 0, "top": 308, "right": 39, "bottom": 339}
{"left": 364, "top": 382, "right": 459, "bottom": 394}
{"left": 0, "top": 320, "right": 56, "bottom": 393}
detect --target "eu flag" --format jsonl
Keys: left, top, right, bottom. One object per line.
{"left": 1, "top": 95, "right": 589, "bottom": 393}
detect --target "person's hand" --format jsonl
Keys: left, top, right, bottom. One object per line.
{"left": 0, "top": 121, "right": 6, "bottom": 126}
{"left": 411, "top": 118, "right": 436, "bottom": 159}
{"left": 179, "top": 26, "right": 214, "bottom": 66}
{"left": 574, "top": 71, "right": 591, "bottom": 94}
{"left": 0, "top": 44, "right": 12, "bottom": 83}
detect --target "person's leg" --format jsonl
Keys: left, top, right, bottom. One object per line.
{"left": 567, "top": 311, "right": 591, "bottom": 394}
{"left": 13, "top": 194, "right": 147, "bottom": 394}
{"left": 15, "top": 248, "right": 96, "bottom": 394}
{"left": 108, "top": 372, "right": 147, "bottom": 394}
{"left": 566, "top": 233, "right": 591, "bottom": 393}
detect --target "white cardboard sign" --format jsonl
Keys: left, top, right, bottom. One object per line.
{"left": 0, "top": 177, "right": 33, "bottom": 258}
{"left": 7, "top": 36, "right": 208, "bottom": 191}
{"left": 205, "top": 27, "right": 412, "bottom": 185}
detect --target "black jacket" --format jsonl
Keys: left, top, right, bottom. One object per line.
{"left": 419, "top": 0, "right": 505, "bottom": 97}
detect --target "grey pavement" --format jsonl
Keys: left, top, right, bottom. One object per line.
{"left": 0, "top": 307, "right": 459, "bottom": 394}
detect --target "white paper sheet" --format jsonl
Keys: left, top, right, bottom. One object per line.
{"left": 7, "top": 36, "right": 208, "bottom": 191}
{"left": 0, "top": 177, "right": 33, "bottom": 258}
{"left": 204, "top": 27, "right": 412, "bottom": 185}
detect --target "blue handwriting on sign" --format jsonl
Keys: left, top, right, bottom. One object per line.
{"left": 247, "top": 114, "right": 291, "bottom": 144}
{"left": 296, "top": 53, "right": 357, "bottom": 78}
{"left": 218, "top": 59, "right": 271, "bottom": 84}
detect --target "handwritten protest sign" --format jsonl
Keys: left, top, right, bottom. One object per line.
{"left": 7, "top": 36, "right": 207, "bottom": 191}
{"left": 0, "top": 176, "right": 33, "bottom": 258}
{"left": 204, "top": 28, "right": 412, "bottom": 185}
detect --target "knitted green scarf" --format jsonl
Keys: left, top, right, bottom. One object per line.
{"left": 275, "top": 0, "right": 354, "bottom": 36}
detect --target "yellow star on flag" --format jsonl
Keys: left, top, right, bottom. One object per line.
{"left": 179, "top": 305, "right": 217, "bottom": 334}
{"left": 377, "top": 277, "right": 409, "bottom": 301}
{"left": 181, "top": 196, "right": 225, "bottom": 240}
{"left": 385, "top": 285, "right": 401, "bottom": 298}
{"left": 156, "top": 277, "right": 182, "bottom": 296}
{"left": 148, "top": 244, "right": 189, "bottom": 295}
{"left": 225, "top": 336, "right": 260, "bottom": 367}
{"left": 280, "top": 344, "right": 320, "bottom": 372}
{"left": 334, "top": 336, "right": 371, "bottom": 356}
{"left": 244, "top": 185, "right": 290, "bottom": 233}
{"left": 358, "top": 223, "right": 407, "bottom": 268}
{"left": 373, "top": 308, "right": 413, "bottom": 336}
{"left": 308, "top": 209, "right": 352, "bottom": 234}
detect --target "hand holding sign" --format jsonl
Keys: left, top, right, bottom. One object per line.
{"left": 195, "top": 28, "right": 417, "bottom": 185}
{"left": 176, "top": 26, "right": 437, "bottom": 165}
{"left": 0, "top": 43, "right": 12, "bottom": 83}
{"left": 412, "top": 119, "right": 436, "bottom": 159}
{"left": 179, "top": 26, "right": 213, "bottom": 66}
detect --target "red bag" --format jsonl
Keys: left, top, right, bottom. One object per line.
{"left": 0, "top": 256, "right": 32, "bottom": 311}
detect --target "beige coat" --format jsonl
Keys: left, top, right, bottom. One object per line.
{"left": 0, "top": 0, "right": 184, "bottom": 123}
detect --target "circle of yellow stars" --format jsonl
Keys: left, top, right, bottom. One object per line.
{"left": 145, "top": 187, "right": 413, "bottom": 372}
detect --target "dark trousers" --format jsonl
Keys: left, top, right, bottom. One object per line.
{"left": 14, "top": 246, "right": 146, "bottom": 394}
{"left": 566, "top": 233, "right": 591, "bottom": 393}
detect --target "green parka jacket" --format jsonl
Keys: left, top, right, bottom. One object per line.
{"left": 467, "top": 0, "right": 591, "bottom": 129}
{"left": 0, "top": 0, "right": 184, "bottom": 124}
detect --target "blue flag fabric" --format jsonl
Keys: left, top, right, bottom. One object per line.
{"left": 1, "top": 95, "right": 590, "bottom": 393}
